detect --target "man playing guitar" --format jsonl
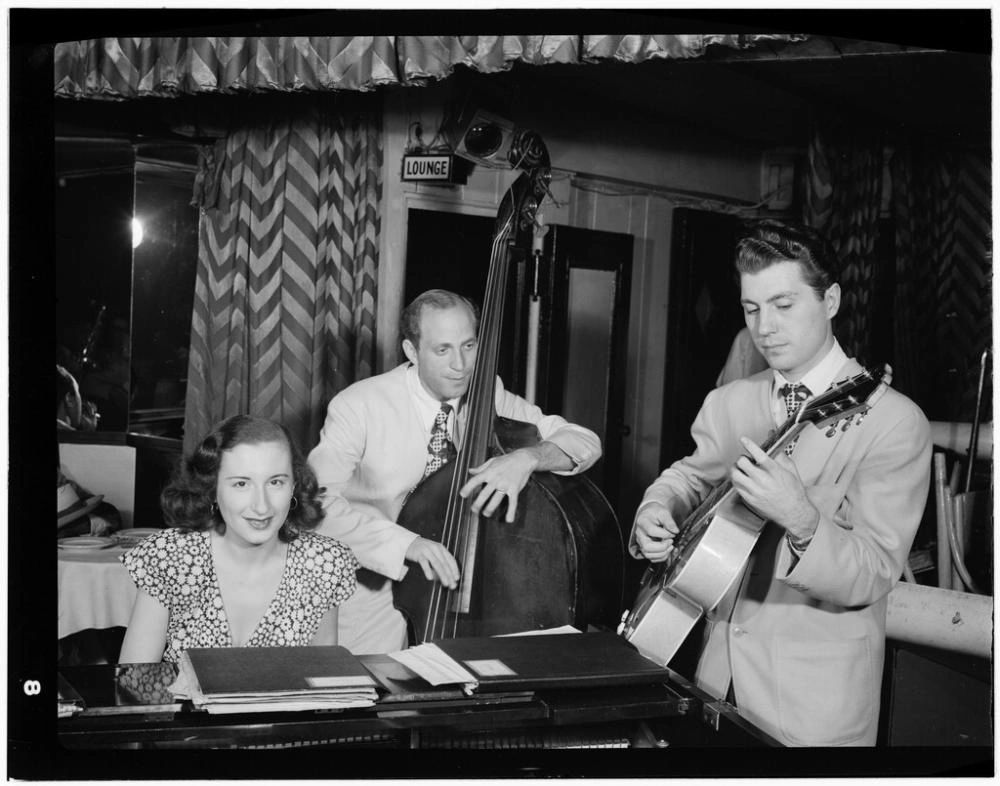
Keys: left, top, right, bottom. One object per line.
{"left": 631, "top": 220, "right": 931, "bottom": 746}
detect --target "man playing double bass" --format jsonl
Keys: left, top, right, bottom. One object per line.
{"left": 308, "top": 289, "right": 601, "bottom": 654}
{"left": 631, "top": 220, "right": 931, "bottom": 746}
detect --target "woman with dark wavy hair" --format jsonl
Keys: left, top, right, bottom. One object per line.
{"left": 119, "top": 415, "right": 358, "bottom": 664}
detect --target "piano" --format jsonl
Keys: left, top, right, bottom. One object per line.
{"left": 56, "top": 656, "right": 778, "bottom": 751}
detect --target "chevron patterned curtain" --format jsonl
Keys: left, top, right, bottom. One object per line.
{"left": 54, "top": 35, "right": 806, "bottom": 98}
{"left": 802, "top": 125, "right": 885, "bottom": 363}
{"left": 183, "top": 104, "right": 381, "bottom": 454}
{"left": 891, "top": 145, "right": 991, "bottom": 421}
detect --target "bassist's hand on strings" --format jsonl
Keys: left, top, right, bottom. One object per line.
{"left": 459, "top": 449, "right": 539, "bottom": 523}
{"left": 731, "top": 437, "right": 820, "bottom": 544}
{"left": 633, "top": 502, "right": 679, "bottom": 563}
{"left": 405, "top": 536, "right": 460, "bottom": 589}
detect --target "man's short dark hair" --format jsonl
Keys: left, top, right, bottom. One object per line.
{"left": 400, "top": 289, "right": 481, "bottom": 347}
{"left": 735, "top": 220, "right": 839, "bottom": 298}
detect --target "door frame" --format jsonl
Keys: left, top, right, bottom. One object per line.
{"left": 534, "top": 224, "right": 634, "bottom": 510}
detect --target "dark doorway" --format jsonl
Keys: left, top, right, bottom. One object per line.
{"left": 403, "top": 208, "right": 522, "bottom": 383}
{"left": 660, "top": 208, "right": 745, "bottom": 468}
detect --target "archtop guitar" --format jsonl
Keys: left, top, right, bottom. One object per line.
{"left": 618, "top": 364, "right": 892, "bottom": 666}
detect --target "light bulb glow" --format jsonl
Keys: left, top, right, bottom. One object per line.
{"left": 132, "top": 218, "right": 144, "bottom": 249}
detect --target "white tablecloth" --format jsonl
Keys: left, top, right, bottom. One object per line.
{"left": 58, "top": 546, "right": 137, "bottom": 639}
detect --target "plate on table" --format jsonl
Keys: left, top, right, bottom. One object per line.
{"left": 114, "top": 528, "right": 162, "bottom": 548}
{"left": 117, "top": 528, "right": 162, "bottom": 539}
{"left": 58, "top": 536, "right": 117, "bottom": 550}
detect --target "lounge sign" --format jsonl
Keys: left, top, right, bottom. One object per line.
{"left": 402, "top": 154, "right": 456, "bottom": 182}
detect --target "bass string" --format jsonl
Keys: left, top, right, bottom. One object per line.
{"left": 427, "top": 200, "right": 519, "bottom": 640}
{"left": 423, "top": 169, "right": 549, "bottom": 640}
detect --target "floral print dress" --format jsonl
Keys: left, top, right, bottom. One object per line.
{"left": 121, "top": 528, "right": 358, "bottom": 663}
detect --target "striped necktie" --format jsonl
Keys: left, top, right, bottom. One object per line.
{"left": 779, "top": 382, "right": 810, "bottom": 456}
{"left": 423, "top": 403, "right": 456, "bottom": 478}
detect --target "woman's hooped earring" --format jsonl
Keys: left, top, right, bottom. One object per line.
{"left": 289, "top": 497, "right": 298, "bottom": 510}
{"left": 211, "top": 501, "right": 219, "bottom": 516}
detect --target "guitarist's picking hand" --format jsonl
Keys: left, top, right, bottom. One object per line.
{"left": 633, "top": 502, "right": 678, "bottom": 563}
{"left": 732, "top": 437, "right": 819, "bottom": 541}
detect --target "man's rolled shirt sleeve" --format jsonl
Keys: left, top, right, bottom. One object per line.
{"left": 307, "top": 391, "right": 419, "bottom": 581}
{"left": 492, "top": 378, "right": 601, "bottom": 474}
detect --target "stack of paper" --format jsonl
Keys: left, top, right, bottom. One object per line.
{"left": 388, "top": 643, "right": 481, "bottom": 694}
{"left": 173, "top": 646, "right": 378, "bottom": 714}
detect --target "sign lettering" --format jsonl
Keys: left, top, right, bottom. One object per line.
{"left": 402, "top": 154, "right": 455, "bottom": 182}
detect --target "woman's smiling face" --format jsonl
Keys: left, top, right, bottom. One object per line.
{"left": 214, "top": 439, "right": 294, "bottom": 548}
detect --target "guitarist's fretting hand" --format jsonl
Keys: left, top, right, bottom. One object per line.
{"left": 731, "top": 437, "right": 820, "bottom": 544}
{"left": 633, "top": 502, "right": 679, "bottom": 563}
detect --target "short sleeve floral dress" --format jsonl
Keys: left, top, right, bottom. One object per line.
{"left": 121, "top": 528, "right": 358, "bottom": 663}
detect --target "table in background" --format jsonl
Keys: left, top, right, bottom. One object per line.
{"left": 58, "top": 545, "right": 136, "bottom": 639}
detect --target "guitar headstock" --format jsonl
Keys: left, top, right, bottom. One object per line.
{"left": 796, "top": 363, "right": 892, "bottom": 432}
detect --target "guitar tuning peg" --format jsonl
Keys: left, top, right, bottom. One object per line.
{"left": 855, "top": 411, "right": 868, "bottom": 426}
{"left": 826, "top": 423, "right": 838, "bottom": 438}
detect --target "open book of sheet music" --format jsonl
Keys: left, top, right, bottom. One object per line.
{"left": 172, "top": 646, "right": 379, "bottom": 714}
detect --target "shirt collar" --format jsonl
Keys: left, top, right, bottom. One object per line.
{"left": 406, "top": 363, "right": 461, "bottom": 430}
{"left": 772, "top": 339, "right": 848, "bottom": 399}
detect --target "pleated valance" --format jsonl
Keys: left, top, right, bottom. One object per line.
{"left": 54, "top": 34, "right": 805, "bottom": 100}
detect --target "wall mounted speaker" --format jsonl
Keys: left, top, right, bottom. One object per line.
{"left": 451, "top": 109, "right": 517, "bottom": 169}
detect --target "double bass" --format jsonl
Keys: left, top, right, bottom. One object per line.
{"left": 393, "top": 130, "right": 625, "bottom": 643}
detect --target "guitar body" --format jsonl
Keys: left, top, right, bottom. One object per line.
{"left": 669, "top": 497, "right": 766, "bottom": 611}
{"left": 621, "top": 498, "right": 765, "bottom": 666}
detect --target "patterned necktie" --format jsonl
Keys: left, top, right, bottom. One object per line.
{"left": 423, "top": 403, "right": 456, "bottom": 478}
{"left": 779, "top": 382, "right": 811, "bottom": 456}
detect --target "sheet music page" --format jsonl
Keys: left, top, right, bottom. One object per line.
{"left": 389, "top": 643, "right": 479, "bottom": 689}
{"left": 168, "top": 652, "right": 203, "bottom": 702}
{"left": 495, "top": 625, "right": 582, "bottom": 636}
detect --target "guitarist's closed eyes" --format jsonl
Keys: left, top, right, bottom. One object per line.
{"left": 625, "top": 220, "right": 931, "bottom": 748}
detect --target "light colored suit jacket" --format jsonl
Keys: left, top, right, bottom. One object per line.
{"left": 631, "top": 358, "right": 931, "bottom": 746}
{"left": 308, "top": 363, "right": 601, "bottom": 654}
